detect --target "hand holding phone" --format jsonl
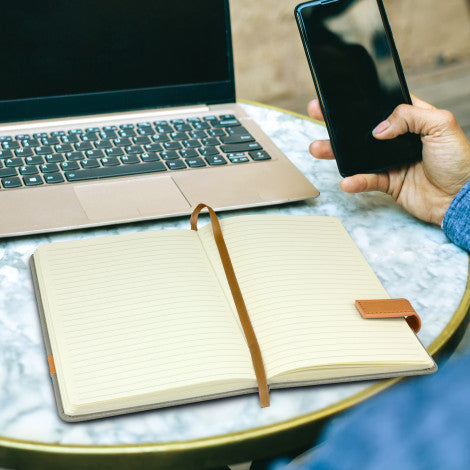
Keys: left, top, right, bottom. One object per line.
{"left": 295, "top": 0, "right": 422, "bottom": 177}
{"left": 308, "top": 92, "right": 470, "bottom": 227}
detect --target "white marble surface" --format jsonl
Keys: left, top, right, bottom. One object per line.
{"left": 0, "top": 103, "right": 468, "bottom": 446}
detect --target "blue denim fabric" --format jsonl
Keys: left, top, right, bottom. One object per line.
{"left": 270, "top": 352, "right": 470, "bottom": 470}
{"left": 443, "top": 180, "right": 470, "bottom": 252}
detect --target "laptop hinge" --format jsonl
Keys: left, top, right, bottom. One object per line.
{"left": 0, "top": 105, "right": 210, "bottom": 133}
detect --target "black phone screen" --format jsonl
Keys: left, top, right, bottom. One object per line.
{"left": 296, "top": 0, "right": 422, "bottom": 176}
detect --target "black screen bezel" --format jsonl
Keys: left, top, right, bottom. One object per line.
{"left": 0, "top": 0, "right": 235, "bottom": 123}
{"left": 295, "top": 0, "right": 421, "bottom": 177}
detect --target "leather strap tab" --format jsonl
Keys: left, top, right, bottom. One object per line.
{"left": 355, "top": 299, "right": 421, "bottom": 333}
{"left": 47, "top": 354, "right": 56, "bottom": 375}
{"left": 191, "top": 203, "right": 270, "bottom": 407}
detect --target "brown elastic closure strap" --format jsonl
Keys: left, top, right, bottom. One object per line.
{"left": 355, "top": 299, "right": 421, "bottom": 333}
{"left": 191, "top": 203, "right": 270, "bottom": 408}
{"left": 47, "top": 354, "right": 56, "bottom": 375}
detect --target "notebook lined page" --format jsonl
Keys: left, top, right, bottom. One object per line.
{"left": 34, "top": 230, "right": 255, "bottom": 413}
{"left": 198, "top": 215, "right": 433, "bottom": 381}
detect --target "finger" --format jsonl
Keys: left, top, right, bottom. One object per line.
{"left": 410, "top": 94, "right": 435, "bottom": 110}
{"left": 340, "top": 173, "right": 390, "bottom": 194}
{"left": 372, "top": 104, "right": 457, "bottom": 139}
{"left": 309, "top": 140, "right": 334, "bottom": 159}
{"left": 307, "top": 99, "right": 325, "bottom": 122}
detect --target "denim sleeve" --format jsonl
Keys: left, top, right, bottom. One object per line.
{"left": 442, "top": 180, "right": 470, "bottom": 252}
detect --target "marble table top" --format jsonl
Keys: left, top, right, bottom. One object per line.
{"left": 0, "top": 102, "right": 468, "bottom": 447}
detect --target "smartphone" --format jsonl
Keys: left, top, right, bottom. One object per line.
{"left": 295, "top": 0, "right": 422, "bottom": 177}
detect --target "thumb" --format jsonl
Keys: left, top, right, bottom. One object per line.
{"left": 372, "top": 104, "right": 457, "bottom": 139}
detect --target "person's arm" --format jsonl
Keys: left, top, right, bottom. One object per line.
{"left": 308, "top": 96, "right": 470, "bottom": 234}
{"left": 442, "top": 181, "right": 470, "bottom": 251}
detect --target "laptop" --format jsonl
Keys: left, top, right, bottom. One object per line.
{"left": 0, "top": 0, "right": 319, "bottom": 237}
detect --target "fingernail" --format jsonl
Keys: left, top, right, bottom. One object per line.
{"left": 373, "top": 120, "right": 390, "bottom": 135}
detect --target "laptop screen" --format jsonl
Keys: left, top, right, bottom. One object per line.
{"left": 0, "top": 0, "right": 235, "bottom": 122}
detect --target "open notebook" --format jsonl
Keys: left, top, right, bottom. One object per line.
{"left": 31, "top": 213, "right": 436, "bottom": 422}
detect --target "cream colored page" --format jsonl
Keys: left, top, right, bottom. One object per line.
{"left": 34, "top": 230, "right": 255, "bottom": 409}
{"left": 197, "top": 215, "right": 432, "bottom": 381}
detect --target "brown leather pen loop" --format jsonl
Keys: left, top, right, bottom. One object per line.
{"left": 355, "top": 299, "right": 422, "bottom": 333}
{"left": 191, "top": 203, "right": 270, "bottom": 407}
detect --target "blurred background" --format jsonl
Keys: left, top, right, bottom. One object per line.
{"left": 230, "top": 0, "right": 470, "bottom": 137}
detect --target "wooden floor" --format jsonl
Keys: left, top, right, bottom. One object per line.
{"left": 407, "top": 61, "right": 470, "bottom": 138}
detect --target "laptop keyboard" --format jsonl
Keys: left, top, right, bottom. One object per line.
{"left": 0, "top": 114, "right": 272, "bottom": 190}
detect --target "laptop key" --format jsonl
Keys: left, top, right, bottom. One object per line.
{"left": 125, "top": 146, "right": 142, "bottom": 155}
{"left": 86, "top": 150, "right": 105, "bottom": 159}
{"left": 23, "top": 175, "right": 44, "bottom": 186}
{"left": 227, "top": 126, "right": 249, "bottom": 135}
{"left": 55, "top": 144, "right": 73, "bottom": 153}
{"left": 22, "top": 138, "right": 40, "bottom": 147}
{"left": 221, "top": 142, "right": 262, "bottom": 153}
{"left": 220, "top": 134, "right": 254, "bottom": 144}
{"left": 25, "top": 156, "right": 44, "bottom": 165}
{"left": 174, "top": 123, "right": 192, "bottom": 132}
{"left": 2, "top": 141, "right": 20, "bottom": 150}
{"left": 119, "top": 123, "right": 134, "bottom": 130}
{"left": 61, "top": 161, "right": 80, "bottom": 171}
{"left": 183, "top": 139, "right": 201, "bottom": 148}
{"left": 137, "top": 127, "right": 154, "bottom": 136}
{"left": 81, "top": 159, "right": 100, "bottom": 169}
{"left": 41, "top": 136, "right": 60, "bottom": 145}
{"left": 33, "top": 132, "right": 48, "bottom": 138}
{"left": 40, "top": 163, "right": 60, "bottom": 173}
{"left": 61, "top": 135, "right": 79, "bottom": 144}
{"left": 156, "top": 125, "right": 173, "bottom": 133}
{"left": 121, "top": 155, "right": 140, "bottom": 164}
{"left": 145, "top": 143, "right": 163, "bottom": 152}
{"left": 186, "top": 157, "right": 206, "bottom": 168}
{"left": 65, "top": 161, "right": 167, "bottom": 181}
{"left": 113, "top": 138, "right": 132, "bottom": 147}
{"left": 119, "top": 129, "right": 136, "bottom": 138}
{"left": 46, "top": 154, "right": 65, "bottom": 163}
{"left": 106, "top": 147, "right": 124, "bottom": 157}
{"left": 34, "top": 146, "right": 54, "bottom": 155}
{"left": 201, "top": 137, "right": 219, "bottom": 146}
{"left": 5, "top": 158, "right": 23, "bottom": 167}
{"left": 75, "top": 142, "right": 93, "bottom": 151}
{"left": 2, "top": 177, "right": 21, "bottom": 188}
{"left": 228, "top": 153, "right": 250, "bottom": 164}
{"left": 15, "top": 148, "right": 34, "bottom": 158}
{"left": 190, "top": 130, "right": 207, "bottom": 139}
{"left": 66, "top": 152, "right": 85, "bottom": 161}
{"left": 164, "top": 141, "right": 182, "bottom": 150}
{"left": 160, "top": 151, "right": 179, "bottom": 160}
{"left": 208, "top": 128, "right": 226, "bottom": 137}
{"left": 179, "top": 149, "right": 198, "bottom": 159}
{"left": 0, "top": 150, "right": 13, "bottom": 158}
{"left": 249, "top": 150, "right": 272, "bottom": 161}
{"left": 141, "top": 152, "right": 160, "bottom": 162}
{"left": 170, "top": 132, "right": 188, "bottom": 141}
{"left": 192, "top": 122, "right": 210, "bottom": 130}
{"left": 94, "top": 140, "right": 113, "bottom": 149}
{"left": 19, "top": 166, "right": 39, "bottom": 175}
{"left": 44, "top": 173, "right": 65, "bottom": 184}
{"left": 152, "top": 134, "right": 170, "bottom": 143}
{"left": 205, "top": 155, "right": 227, "bottom": 166}
{"left": 166, "top": 160, "right": 187, "bottom": 170}
{"left": 199, "top": 146, "right": 220, "bottom": 156}
{"left": 0, "top": 168, "right": 18, "bottom": 178}
{"left": 101, "top": 157, "right": 120, "bottom": 166}
{"left": 133, "top": 136, "right": 151, "bottom": 145}
{"left": 211, "top": 119, "right": 240, "bottom": 128}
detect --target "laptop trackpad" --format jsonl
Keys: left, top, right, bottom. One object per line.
{"left": 74, "top": 176, "right": 190, "bottom": 221}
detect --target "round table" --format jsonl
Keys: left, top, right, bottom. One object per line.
{"left": 0, "top": 102, "right": 469, "bottom": 470}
